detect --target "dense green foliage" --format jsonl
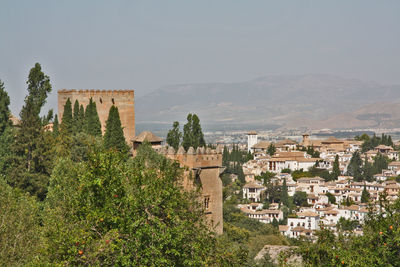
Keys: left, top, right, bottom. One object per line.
{"left": 223, "top": 202, "right": 288, "bottom": 265}
{"left": 166, "top": 121, "right": 182, "bottom": 150}
{"left": 0, "top": 177, "right": 41, "bottom": 266}
{"left": 347, "top": 151, "right": 389, "bottom": 182}
{"left": 357, "top": 133, "right": 393, "bottom": 152}
{"left": 103, "top": 105, "right": 128, "bottom": 153}
{"left": 222, "top": 144, "right": 252, "bottom": 184}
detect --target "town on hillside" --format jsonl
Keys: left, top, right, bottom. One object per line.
{"left": 234, "top": 131, "right": 400, "bottom": 239}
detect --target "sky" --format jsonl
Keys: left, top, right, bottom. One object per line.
{"left": 1, "top": 0, "right": 400, "bottom": 116}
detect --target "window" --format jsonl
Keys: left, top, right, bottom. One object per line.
{"left": 204, "top": 196, "right": 210, "bottom": 210}
{"left": 99, "top": 98, "right": 103, "bottom": 104}
{"left": 112, "top": 98, "right": 115, "bottom": 104}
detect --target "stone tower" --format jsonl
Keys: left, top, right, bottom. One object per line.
{"left": 247, "top": 131, "right": 258, "bottom": 153}
{"left": 58, "top": 89, "right": 135, "bottom": 142}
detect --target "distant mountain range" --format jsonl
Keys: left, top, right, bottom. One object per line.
{"left": 135, "top": 74, "right": 400, "bottom": 130}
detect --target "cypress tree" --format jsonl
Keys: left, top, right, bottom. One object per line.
{"left": 79, "top": 105, "right": 85, "bottom": 132}
{"left": 166, "top": 121, "right": 182, "bottom": 151}
{"left": 281, "top": 178, "right": 289, "bottom": 207}
{"left": 85, "top": 98, "right": 102, "bottom": 137}
{"left": 73, "top": 100, "right": 80, "bottom": 133}
{"left": 361, "top": 185, "right": 370, "bottom": 203}
{"left": 61, "top": 98, "right": 73, "bottom": 134}
{"left": 332, "top": 154, "right": 340, "bottom": 180}
{"left": 182, "top": 114, "right": 193, "bottom": 151}
{"left": 0, "top": 80, "right": 11, "bottom": 135}
{"left": 192, "top": 114, "right": 205, "bottom": 149}
{"left": 53, "top": 114, "right": 59, "bottom": 136}
{"left": 104, "top": 106, "right": 128, "bottom": 153}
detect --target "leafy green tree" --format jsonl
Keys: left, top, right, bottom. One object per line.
{"left": 293, "top": 191, "right": 308, "bottom": 206}
{"left": 8, "top": 63, "right": 54, "bottom": 200}
{"left": 361, "top": 185, "right": 370, "bottom": 203}
{"left": 61, "top": 98, "right": 73, "bottom": 134}
{"left": 39, "top": 144, "right": 238, "bottom": 265}
{"left": 85, "top": 98, "right": 102, "bottom": 137}
{"left": 166, "top": 121, "right": 181, "bottom": 150}
{"left": 103, "top": 105, "right": 128, "bottom": 153}
{"left": 0, "top": 177, "right": 41, "bottom": 266}
{"left": 0, "top": 127, "right": 14, "bottom": 175}
{"left": 267, "top": 143, "right": 276, "bottom": 156}
{"left": 332, "top": 154, "right": 340, "bottom": 180}
{"left": 0, "top": 80, "right": 11, "bottom": 135}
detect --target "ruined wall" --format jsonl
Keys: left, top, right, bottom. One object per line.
{"left": 58, "top": 89, "right": 135, "bottom": 142}
{"left": 163, "top": 146, "right": 224, "bottom": 235}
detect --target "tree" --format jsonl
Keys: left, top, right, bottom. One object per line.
{"left": 347, "top": 151, "right": 363, "bottom": 181}
{"left": 72, "top": 100, "right": 83, "bottom": 133}
{"left": 39, "top": 144, "right": 238, "bottom": 265}
{"left": 325, "top": 192, "right": 336, "bottom": 204}
{"left": 0, "top": 177, "right": 41, "bottom": 265}
{"left": 0, "top": 80, "right": 11, "bottom": 135}
{"left": 293, "top": 191, "right": 308, "bottom": 206}
{"left": 182, "top": 114, "right": 205, "bottom": 150}
{"left": 372, "top": 153, "right": 389, "bottom": 175}
{"left": 332, "top": 154, "right": 340, "bottom": 180}
{"left": 8, "top": 63, "right": 53, "bottom": 200}
{"left": 61, "top": 98, "right": 73, "bottom": 134}
{"left": 363, "top": 155, "right": 374, "bottom": 182}
{"left": 267, "top": 143, "right": 276, "bottom": 156}
{"left": 166, "top": 121, "right": 181, "bottom": 150}
{"left": 192, "top": 114, "right": 206, "bottom": 149}
{"left": 53, "top": 114, "right": 59, "bottom": 136}
{"left": 103, "top": 105, "right": 128, "bottom": 153}
{"left": 85, "top": 98, "right": 102, "bottom": 137}
{"left": 361, "top": 185, "right": 370, "bottom": 203}
{"left": 280, "top": 179, "right": 289, "bottom": 206}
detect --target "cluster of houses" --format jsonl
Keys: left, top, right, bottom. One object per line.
{"left": 239, "top": 133, "right": 400, "bottom": 239}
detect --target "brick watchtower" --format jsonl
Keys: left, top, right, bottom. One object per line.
{"left": 58, "top": 89, "right": 135, "bottom": 142}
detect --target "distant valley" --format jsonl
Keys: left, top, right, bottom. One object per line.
{"left": 135, "top": 74, "right": 400, "bottom": 130}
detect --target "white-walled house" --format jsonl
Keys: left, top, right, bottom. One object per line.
{"left": 243, "top": 181, "right": 265, "bottom": 202}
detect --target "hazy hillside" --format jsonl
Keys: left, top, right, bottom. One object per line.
{"left": 135, "top": 74, "right": 400, "bottom": 129}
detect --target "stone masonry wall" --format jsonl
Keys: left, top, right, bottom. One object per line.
{"left": 58, "top": 89, "right": 135, "bottom": 142}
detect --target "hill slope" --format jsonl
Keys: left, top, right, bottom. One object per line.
{"left": 136, "top": 74, "right": 400, "bottom": 129}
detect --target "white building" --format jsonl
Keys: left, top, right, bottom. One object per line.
{"left": 247, "top": 131, "right": 258, "bottom": 153}
{"left": 243, "top": 181, "right": 265, "bottom": 202}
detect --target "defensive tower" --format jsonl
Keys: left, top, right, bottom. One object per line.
{"left": 58, "top": 89, "right": 135, "bottom": 142}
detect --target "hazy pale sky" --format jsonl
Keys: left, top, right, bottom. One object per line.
{"left": 1, "top": 0, "right": 399, "bottom": 116}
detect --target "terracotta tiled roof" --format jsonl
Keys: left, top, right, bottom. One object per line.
{"left": 132, "top": 131, "right": 163, "bottom": 143}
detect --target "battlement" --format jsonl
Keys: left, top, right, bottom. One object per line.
{"left": 160, "top": 146, "right": 223, "bottom": 169}
{"left": 58, "top": 89, "right": 134, "bottom": 95}
{"left": 57, "top": 89, "right": 135, "bottom": 142}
